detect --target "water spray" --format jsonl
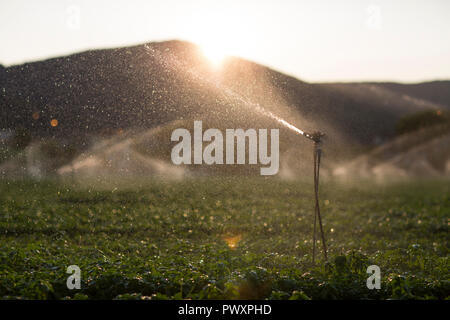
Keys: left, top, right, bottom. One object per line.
{"left": 143, "top": 43, "right": 328, "bottom": 263}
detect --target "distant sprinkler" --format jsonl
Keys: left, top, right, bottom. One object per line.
{"left": 301, "top": 130, "right": 328, "bottom": 264}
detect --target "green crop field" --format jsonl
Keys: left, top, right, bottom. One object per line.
{"left": 0, "top": 178, "right": 448, "bottom": 300}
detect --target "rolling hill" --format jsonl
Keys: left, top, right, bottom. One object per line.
{"left": 1, "top": 40, "right": 449, "bottom": 178}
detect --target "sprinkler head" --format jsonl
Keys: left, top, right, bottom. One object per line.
{"left": 305, "top": 131, "right": 325, "bottom": 143}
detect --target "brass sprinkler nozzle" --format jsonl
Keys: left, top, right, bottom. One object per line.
{"left": 305, "top": 131, "right": 325, "bottom": 143}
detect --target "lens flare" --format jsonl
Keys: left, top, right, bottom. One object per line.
{"left": 223, "top": 235, "right": 242, "bottom": 249}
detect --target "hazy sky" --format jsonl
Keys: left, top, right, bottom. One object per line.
{"left": 1, "top": 0, "right": 449, "bottom": 82}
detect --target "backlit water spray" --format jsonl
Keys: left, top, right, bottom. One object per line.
{"left": 144, "top": 44, "right": 328, "bottom": 262}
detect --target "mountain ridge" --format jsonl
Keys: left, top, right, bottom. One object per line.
{"left": 1, "top": 40, "right": 449, "bottom": 156}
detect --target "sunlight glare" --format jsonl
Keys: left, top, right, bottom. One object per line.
{"left": 200, "top": 40, "right": 228, "bottom": 67}
{"left": 184, "top": 7, "right": 257, "bottom": 68}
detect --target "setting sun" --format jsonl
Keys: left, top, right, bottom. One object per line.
{"left": 199, "top": 40, "right": 228, "bottom": 67}
{"left": 184, "top": 7, "right": 258, "bottom": 68}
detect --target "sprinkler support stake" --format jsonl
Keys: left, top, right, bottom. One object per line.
{"left": 304, "top": 131, "right": 328, "bottom": 264}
